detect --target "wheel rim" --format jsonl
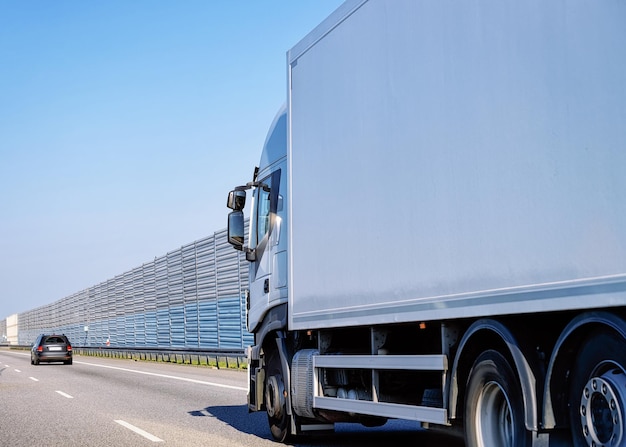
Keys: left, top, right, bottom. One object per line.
{"left": 265, "top": 349, "right": 291, "bottom": 442}
{"left": 476, "top": 380, "right": 514, "bottom": 446}
{"left": 579, "top": 369, "right": 626, "bottom": 447}
{"left": 265, "top": 374, "right": 285, "bottom": 419}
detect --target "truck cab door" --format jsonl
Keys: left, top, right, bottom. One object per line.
{"left": 247, "top": 169, "right": 282, "bottom": 331}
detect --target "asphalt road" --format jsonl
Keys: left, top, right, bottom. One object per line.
{"left": 0, "top": 349, "right": 465, "bottom": 447}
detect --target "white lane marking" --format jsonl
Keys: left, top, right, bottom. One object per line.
{"left": 115, "top": 420, "right": 164, "bottom": 442}
{"left": 55, "top": 390, "right": 74, "bottom": 399}
{"left": 14, "top": 369, "right": 21, "bottom": 373}
{"left": 76, "top": 360, "right": 246, "bottom": 391}
{"left": 29, "top": 377, "right": 39, "bottom": 382}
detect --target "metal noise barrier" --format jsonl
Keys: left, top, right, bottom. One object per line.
{"left": 12, "top": 223, "right": 254, "bottom": 354}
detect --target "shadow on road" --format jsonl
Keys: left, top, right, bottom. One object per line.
{"left": 199, "top": 404, "right": 466, "bottom": 447}
{"left": 192, "top": 404, "right": 273, "bottom": 440}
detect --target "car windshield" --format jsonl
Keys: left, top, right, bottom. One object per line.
{"left": 45, "top": 337, "right": 65, "bottom": 344}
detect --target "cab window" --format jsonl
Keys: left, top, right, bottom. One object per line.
{"left": 250, "top": 169, "right": 281, "bottom": 254}
{"left": 255, "top": 184, "right": 271, "bottom": 246}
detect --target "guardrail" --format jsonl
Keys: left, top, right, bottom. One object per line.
{"left": 7, "top": 345, "right": 247, "bottom": 369}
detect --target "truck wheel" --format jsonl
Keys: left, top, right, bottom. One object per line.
{"left": 464, "top": 350, "right": 530, "bottom": 447}
{"left": 265, "top": 349, "right": 291, "bottom": 442}
{"left": 568, "top": 331, "right": 626, "bottom": 447}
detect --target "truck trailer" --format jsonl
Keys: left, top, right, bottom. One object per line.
{"left": 226, "top": 1, "right": 626, "bottom": 446}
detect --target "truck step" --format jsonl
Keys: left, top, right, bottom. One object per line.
{"left": 314, "top": 396, "right": 448, "bottom": 425}
{"left": 313, "top": 354, "right": 447, "bottom": 371}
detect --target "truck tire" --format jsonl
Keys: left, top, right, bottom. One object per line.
{"left": 265, "top": 349, "right": 291, "bottom": 442}
{"left": 464, "top": 350, "right": 530, "bottom": 447}
{"left": 568, "top": 330, "right": 626, "bottom": 447}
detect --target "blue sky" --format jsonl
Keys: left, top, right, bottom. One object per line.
{"left": 0, "top": 1, "right": 343, "bottom": 317}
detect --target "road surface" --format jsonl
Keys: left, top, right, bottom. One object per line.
{"left": 0, "top": 348, "right": 465, "bottom": 446}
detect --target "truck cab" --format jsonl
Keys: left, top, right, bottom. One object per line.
{"left": 227, "top": 105, "right": 297, "bottom": 441}
{"left": 227, "top": 104, "right": 289, "bottom": 336}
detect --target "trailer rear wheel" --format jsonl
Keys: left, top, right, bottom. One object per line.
{"left": 568, "top": 331, "right": 626, "bottom": 447}
{"left": 464, "top": 350, "right": 530, "bottom": 447}
{"left": 265, "top": 349, "right": 291, "bottom": 443}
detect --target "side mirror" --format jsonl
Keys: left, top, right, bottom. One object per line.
{"left": 227, "top": 211, "right": 245, "bottom": 250}
{"left": 227, "top": 190, "right": 246, "bottom": 211}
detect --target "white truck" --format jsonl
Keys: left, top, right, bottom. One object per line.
{"left": 226, "top": 1, "right": 626, "bottom": 446}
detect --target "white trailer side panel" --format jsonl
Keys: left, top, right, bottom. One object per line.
{"left": 287, "top": 0, "right": 626, "bottom": 330}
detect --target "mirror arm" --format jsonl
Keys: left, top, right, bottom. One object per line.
{"left": 232, "top": 179, "right": 267, "bottom": 193}
{"left": 245, "top": 248, "right": 256, "bottom": 262}
{"left": 241, "top": 180, "right": 268, "bottom": 191}
{"left": 233, "top": 244, "right": 256, "bottom": 262}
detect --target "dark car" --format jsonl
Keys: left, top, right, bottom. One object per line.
{"left": 31, "top": 334, "right": 73, "bottom": 365}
